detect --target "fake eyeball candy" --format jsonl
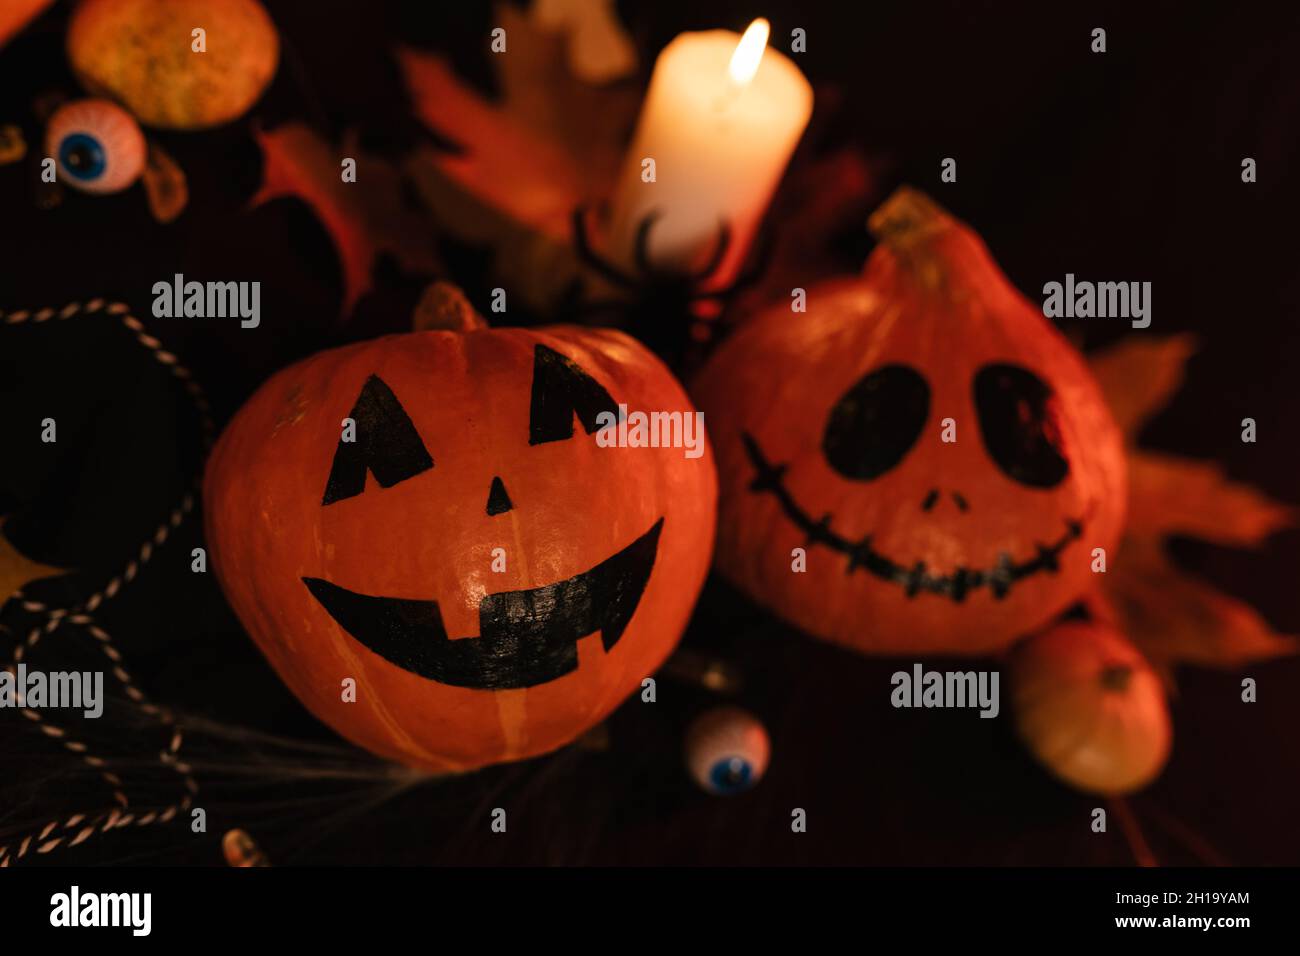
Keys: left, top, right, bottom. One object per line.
{"left": 685, "top": 706, "right": 770, "bottom": 795}
{"left": 44, "top": 98, "right": 146, "bottom": 194}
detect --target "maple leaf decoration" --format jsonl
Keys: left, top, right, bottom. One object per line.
{"left": 0, "top": 517, "right": 68, "bottom": 609}
{"left": 0, "top": 0, "right": 54, "bottom": 52}
{"left": 398, "top": 0, "right": 640, "bottom": 309}
{"left": 1087, "top": 336, "right": 1298, "bottom": 671}
{"left": 251, "top": 124, "right": 443, "bottom": 317}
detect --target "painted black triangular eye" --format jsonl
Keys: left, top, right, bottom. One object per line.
{"left": 322, "top": 375, "right": 434, "bottom": 505}
{"left": 822, "top": 364, "right": 930, "bottom": 480}
{"left": 528, "top": 344, "right": 618, "bottom": 445}
{"left": 973, "top": 363, "right": 1069, "bottom": 488}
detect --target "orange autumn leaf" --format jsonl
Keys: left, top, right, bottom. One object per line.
{"left": 533, "top": 0, "right": 637, "bottom": 85}
{"left": 1086, "top": 336, "right": 1297, "bottom": 671}
{"left": 402, "top": 146, "right": 585, "bottom": 311}
{"left": 251, "top": 123, "right": 442, "bottom": 316}
{"left": 1104, "top": 539, "right": 1297, "bottom": 669}
{"left": 1, "top": 518, "right": 68, "bottom": 607}
{"left": 1089, "top": 333, "right": 1197, "bottom": 438}
{"left": 399, "top": 49, "right": 579, "bottom": 242}
{"left": 0, "top": 0, "right": 54, "bottom": 51}
{"left": 397, "top": 1, "right": 639, "bottom": 243}
{"left": 1127, "top": 452, "right": 1295, "bottom": 547}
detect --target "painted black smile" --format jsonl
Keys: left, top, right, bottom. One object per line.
{"left": 303, "top": 519, "right": 663, "bottom": 689}
{"left": 742, "top": 433, "right": 1084, "bottom": 602}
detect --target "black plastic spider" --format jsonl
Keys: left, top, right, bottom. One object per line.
{"left": 566, "top": 205, "right": 771, "bottom": 371}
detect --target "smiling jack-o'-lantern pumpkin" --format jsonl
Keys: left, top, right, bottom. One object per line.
{"left": 693, "top": 187, "right": 1126, "bottom": 655}
{"left": 204, "top": 312, "right": 716, "bottom": 772}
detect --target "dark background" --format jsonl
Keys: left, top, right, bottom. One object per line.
{"left": 1, "top": 0, "right": 1298, "bottom": 865}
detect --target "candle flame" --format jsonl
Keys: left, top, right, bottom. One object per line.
{"left": 728, "top": 18, "right": 770, "bottom": 86}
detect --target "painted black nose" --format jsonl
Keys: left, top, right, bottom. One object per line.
{"left": 486, "top": 476, "right": 513, "bottom": 515}
{"left": 921, "top": 489, "right": 969, "bottom": 513}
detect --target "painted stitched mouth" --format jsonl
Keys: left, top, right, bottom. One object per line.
{"left": 303, "top": 518, "right": 663, "bottom": 689}
{"left": 741, "top": 433, "right": 1083, "bottom": 602}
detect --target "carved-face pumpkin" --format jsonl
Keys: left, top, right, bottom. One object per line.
{"left": 693, "top": 188, "right": 1126, "bottom": 655}
{"left": 204, "top": 324, "right": 716, "bottom": 773}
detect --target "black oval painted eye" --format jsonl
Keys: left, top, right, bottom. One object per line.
{"left": 822, "top": 364, "right": 930, "bottom": 480}
{"left": 973, "top": 363, "right": 1069, "bottom": 488}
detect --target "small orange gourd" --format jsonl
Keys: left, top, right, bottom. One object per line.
{"left": 1010, "top": 621, "right": 1172, "bottom": 794}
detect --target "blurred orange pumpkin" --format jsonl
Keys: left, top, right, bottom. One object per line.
{"left": 693, "top": 187, "right": 1126, "bottom": 655}
{"left": 1010, "top": 620, "right": 1171, "bottom": 794}
{"left": 204, "top": 316, "right": 716, "bottom": 773}
{"left": 67, "top": 0, "right": 278, "bottom": 130}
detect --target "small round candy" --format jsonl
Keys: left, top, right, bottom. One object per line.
{"left": 67, "top": 0, "right": 279, "bottom": 130}
{"left": 45, "top": 98, "right": 146, "bottom": 194}
{"left": 684, "top": 706, "right": 770, "bottom": 795}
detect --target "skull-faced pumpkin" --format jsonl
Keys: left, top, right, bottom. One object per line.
{"left": 204, "top": 323, "right": 716, "bottom": 772}
{"left": 693, "top": 188, "right": 1126, "bottom": 655}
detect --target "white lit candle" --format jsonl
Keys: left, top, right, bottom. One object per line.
{"left": 605, "top": 19, "right": 813, "bottom": 290}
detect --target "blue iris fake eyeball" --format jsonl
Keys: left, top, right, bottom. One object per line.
{"left": 45, "top": 98, "right": 146, "bottom": 195}
{"left": 59, "top": 132, "right": 107, "bottom": 180}
{"left": 685, "top": 706, "right": 770, "bottom": 796}
{"left": 709, "top": 755, "right": 754, "bottom": 794}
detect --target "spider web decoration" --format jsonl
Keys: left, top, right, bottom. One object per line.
{"left": 0, "top": 297, "right": 468, "bottom": 866}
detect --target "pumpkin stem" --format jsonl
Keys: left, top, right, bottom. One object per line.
{"left": 865, "top": 187, "right": 966, "bottom": 290}
{"left": 1100, "top": 664, "right": 1133, "bottom": 692}
{"left": 867, "top": 186, "right": 955, "bottom": 248}
{"left": 412, "top": 281, "right": 488, "bottom": 332}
